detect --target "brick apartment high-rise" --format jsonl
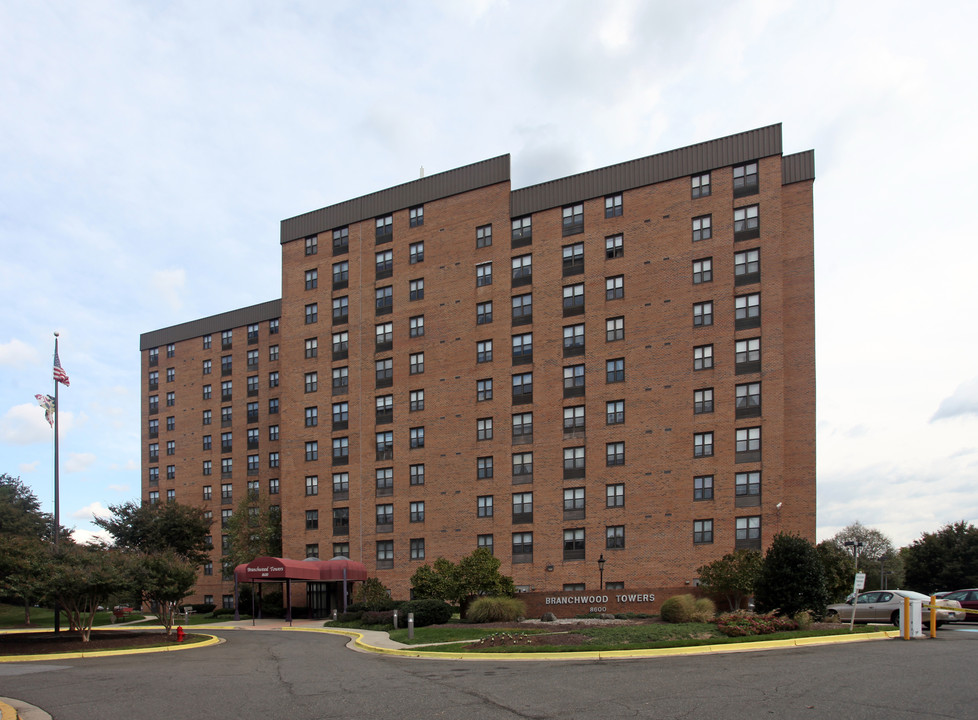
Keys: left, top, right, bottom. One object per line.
{"left": 140, "top": 124, "right": 815, "bottom": 606}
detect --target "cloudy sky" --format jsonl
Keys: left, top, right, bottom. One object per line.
{"left": 2, "top": 0, "right": 976, "bottom": 548}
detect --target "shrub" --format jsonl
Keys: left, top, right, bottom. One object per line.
{"left": 754, "top": 533, "right": 828, "bottom": 619}
{"left": 793, "top": 610, "right": 813, "bottom": 630}
{"left": 192, "top": 603, "right": 216, "bottom": 614}
{"left": 210, "top": 607, "right": 237, "bottom": 617}
{"left": 466, "top": 596, "right": 527, "bottom": 623}
{"left": 335, "top": 611, "right": 362, "bottom": 622}
{"left": 715, "top": 611, "right": 799, "bottom": 637}
{"left": 354, "top": 578, "right": 394, "bottom": 610}
{"left": 361, "top": 610, "right": 395, "bottom": 627}
{"left": 660, "top": 594, "right": 698, "bottom": 623}
{"left": 692, "top": 597, "right": 716, "bottom": 622}
{"left": 398, "top": 599, "right": 453, "bottom": 627}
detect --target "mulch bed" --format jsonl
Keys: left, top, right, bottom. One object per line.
{"left": 0, "top": 630, "right": 189, "bottom": 656}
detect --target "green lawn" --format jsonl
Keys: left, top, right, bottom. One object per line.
{"left": 387, "top": 626, "right": 544, "bottom": 645}
{"left": 0, "top": 603, "right": 145, "bottom": 628}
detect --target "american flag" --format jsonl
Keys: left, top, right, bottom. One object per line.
{"left": 53, "top": 348, "right": 70, "bottom": 386}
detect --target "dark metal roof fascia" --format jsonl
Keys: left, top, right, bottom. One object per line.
{"left": 280, "top": 155, "right": 511, "bottom": 245}
{"left": 510, "top": 124, "right": 784, "bottom": 217}
{"left": 782, "top": 150, "right": 815, "bottom": 185}
{"left": 140, "top": 299, "right": 282, "bottom": 350}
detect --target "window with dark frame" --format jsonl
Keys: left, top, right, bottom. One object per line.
{"left": 694, "top": 475, "right": 714, "bottom": 500}
{"left": 691, "top": 172, "right": 711, "bottom": 198}
{"left": 605, "top": 193, "right": 622, "bottom": 218}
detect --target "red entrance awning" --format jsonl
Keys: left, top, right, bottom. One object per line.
{"left": 234, "top": 555, "right": 368, "bottom": 583}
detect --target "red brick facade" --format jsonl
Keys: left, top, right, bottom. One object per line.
{"left": 141, "top": 125, "right": 815, "bottom": 605}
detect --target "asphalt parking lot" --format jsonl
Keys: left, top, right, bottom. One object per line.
{"left": 3, "top": 626, "right": 977, "bottom": 720}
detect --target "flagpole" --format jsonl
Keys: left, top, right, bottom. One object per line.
{"left": 53, "top": 332, "right": 61, "bottom": 635}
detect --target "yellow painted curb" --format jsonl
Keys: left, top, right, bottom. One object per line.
{"left": 0, "top": 633, "right": 221, "bottom": 663}
{"left": 0, "top": 700, "right": 17, "bottom": 720}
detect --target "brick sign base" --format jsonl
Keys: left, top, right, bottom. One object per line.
{"left": 519, "top": 587, "right": 695, "bottom": 619}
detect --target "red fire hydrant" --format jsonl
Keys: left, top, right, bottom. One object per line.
{"left": 176, "top": 626, "right": 185, "bottom": 642}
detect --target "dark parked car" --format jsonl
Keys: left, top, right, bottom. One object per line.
{"left": 940, "top": 589, "right": 978, "bottom": 621}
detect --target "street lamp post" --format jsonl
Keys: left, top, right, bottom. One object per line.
{"left": 844, "top": 541, "right": 864, "bottom": 631}
{"left": 597, "top": 554, "right": 606, "bottom": 591}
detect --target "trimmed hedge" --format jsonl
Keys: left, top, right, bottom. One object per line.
{"left": 398, "top": 599, "right": 452, "bottom": 627}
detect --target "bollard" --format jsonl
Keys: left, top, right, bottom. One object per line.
{"left": 332, "top": 608, "right": 338, "bottom": 621}
{"left": 930, "top": 596, "right": 937, "bottom": 639}
{"left": 903, "top": 596, "right": 910, "bottom": 640}
{"left": 408, "top": 612, "right": 415, "bottom": 640}
{"left": 393, "top": 610, "right": 398, "bottom": 630}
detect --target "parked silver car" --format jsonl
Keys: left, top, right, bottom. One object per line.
{"left": 825, "top": 590, "right": 962, "bottom": 627}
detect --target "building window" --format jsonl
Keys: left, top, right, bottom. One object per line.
{"left": 563, "top": 284, "right": 585, "bottom": 316}
{"left": 202, "top": 360, "right": 211, "bottom": 376}
{"left": 476, "top": 301, "right": 493, "bottom": 325}
{"left": 564, "top": 487, "right": 585, "bottom": 512}
{"left": 736, "top": 427, "right": 761, "bottom": 462}
{"left": 512, "top": 532, "right": 533, "bottom": 561}
{"left": 410, "top": 501, "right": 425, "bottom": 523}
{"left": 563, "top": 446, "right": 585, "bottom": 478}
{"left": 247, "top": 428, "right": 259, "bottom": 449}
{"left": 477, "top": 417, "right": 493, "bottom": 441}
{"left": 148, "top": 347, "right": 159, "bottom": 366}
{"left": 606, "top": 358, "right": 625, "bottom": 384}
{"left": 478, "top": 534, "right": 494, "bottom": 554}
{"left": 511, "top": 216, "right": 532, "bottom": 245}
{"left": 410, "top": 538, "right": 425, "bottom": 560}
{"left": 512, "top": 332, "right": 532, "bottom": 363}
{"left": 736, "top": 471, "right": 761, "bottom": 498}
{"left": 477, "top": 378, "right": 492, "bottom": 401}
{"left": 221, "top": 407, "right": 233, "bottom": 426}
{"left": 305, "top": 476, "right": 318, "bottom": 496}
{"left": 332, "top": 437, "right": 349, "bottom": 464}
{"left": 512, "top": 293, "right": 532, "bottom": 325}
{"left": 305, "top": 269, "right": 318, "bottom": 290}
{"left": 304, "top": 337, "right": 318, "bottom": 359}
{"left": 148, "top": 467, "right": 159, "bottom": 484}
{"left": 513, "top": 411, "right": 533, "bottom": 442}
{"left": 606, "top": 316, "right": 624, "bottom": 342}
{"left": 149, "top": 443, "right": 160, "bottom": 461}
{"left": 305, "top": 235, "right": 318, "bottom": 255}
{"left": 376, "top": 287, "right": 393, "bottom": 315}
{"left": 512, "top": 492, "right": 533, "bottom": 523}
{"left": 409, "top": 241, "right": 424, "bottom": 264}
{"left": 269, "top": 344, "right": 279, "bottom": 361}
{"left": 606, "top": 483, "right": 624, "bottom": 508}
{"left": 736, "top": 382, "right": 761, "bottom": 418}
{"left": 605, "top": 234, "right": 623, "bottom": 259}
{"left": 220, "top": 380, "right": 232, "bottom": 401}
{"left": 512, "top": 452, "right": 532, "bottom": 480}
{"left": 563, "top": 528, "right": 585, "bottom": 559}
{"left": 733, "top": 162, "right": 759, "bottom": 197}
{"left": 166, "top": 345, "right": 176, "bottom": 358}
{"left": 305, "top": 510, "right": 319, "bottom": 531}
{"left": 268, "top": 424, "right": 280, "bottom": 441}
{"left": 202, "top": 485, "right": 212, "bottom": 500}
{"left": 734, "top": 249, "right": 760, "bottom": 287}
{"left": 409, "top": 426, "right": 424, "bottom": 449}
{"left": 511, "top": 254, "right": 532, "bottom": 286}
{"left": 332, "top": 296, "right": 349, "bottom": 324}
{"left": 327, "top": 402, "right": 346, "bottom": 428}
{"left": 333, "top": 507, "right": 349, "bottom": 534}
{"left": 409, "top": 315, "right": 425, "bottom": 338}
{"left": 305, "top": 441, "right": 318, "bottom": 461}
{"left": 562, "top": 203, "right": 584, "bottom": 236}
{"left": 221, "top": 482, "right": 233, "bottom": 502}
{"left": 605, "top": 193, "right": 622, "bottom": 218}
{"left": 371, "top": 359, "right": 391, "bottom": 388}
{"left": 409, "top": 352, "right": 424, "bottom": 375}
{"left": 332, "top": 260, "right": 349, "bottom": 287}
{"left": 605, "top": 275, "right": 624, "bottom": 301}
{"left": 410, "top": 205, "right": 424, "bottom": 227}
{"left": 694, "top": 344, "right": 714, "bottom": 370}
{"left": 512, "top": 372, "right": 533, "bottom": 404}
{"left": 477, "top": 495, "right": 494, "bottom": 518}
{"left": 333, "top": 543, "right": 350, "bottom": 558}
{"left": 562, "top": 405, "right": 584, "bottom": 434}
{"left": 606, "top": 442, "right": 625, "bottom": 467}
{"left": 269, "top": 319, "right": 279, "bottom": 335}
{"left": 304, "top": 372, "right": 318, "bottom": 393}
{"left": 221, "top": 432, "right": 233, "bottom": 453}
{"left": 409, "top": 278, "right": 424, "bottom": 301}
{"left": 694, "top": 388, "right": 714, "bottom": 414}
{"left": 563, "top": 324, "right": 585, "bottom": 357}
{"left": 694, "top": 519, "right": 714, "bottom": 544}
{"left": 563, "top": 364, "right": 585, "bottom": 397}
{"left": 220, "top": 355, "right": 232, "bottom": 376}
{"left": 692, "top": 215, "right": 712, "bottom": 241}
{"left": 376, "top": 504, "right": 394, "bottom": 527}
{"left": 333, "top": 472, "right": 349, "bottom": 496}
{"left": 375, "top": 250, "right": 393, "bottom": 278}
{"left": 201, "top": 411, "right": 210, "bottom": 427}
{"left": 331, "top": 227, "right": 348, "bottom": 255}
{"left": 149, "top": 395, "right": 159, "bottom": 414}
{"left": 375, "top": 394, "right": 393, "bottom": 424}
{"left": 606, "top": 525, "right": 625, "bottom": 549}
{"left": 376, "top": 431, "right": 394, "bottom": 460}
{"left": 375, "top": 467, "right": 393, "bottom": 494}
{"left": 376, "top": 541, "right": 393, "bottom": 567}
{"left": 691, "top": 172, "right": 711, "bottom": 198}
{"left": 409, "top": 389, "right": 424, "bottom": 412}
{"left": 694, "top": 475, "right": 714, "bottom": 501}
{"left": 148, "top": 491, "right": 159, "bottom": 505}
{"left": 221, "top": 330, "right": 232, "bottom": 349}
{"left": 694, "top": 432, "right": 714, "bottom": 458}
{"left": 246, "top": 376, "right": 259, "bottom": 396}
{"left": 202, "top": 334, "right": 212, "bottom": 350}
{"left": 736, "top": 516, "right": 762, "bottom": 549}
{"left": 734, "top": 205, "right": 760, "bottom": 240}
{"left": 562, "top": 243, "right": 584, "bottom": 276}
{"left": 375, "top": 322, "right": 393, "bottom": 349}
{"left": 477, "top": 261, "right": 493, "bottom": 286}
{"left": 333, "top": 366, "right": 350, "bottom": 392}
{"left": 476, "top": 339, "right": 493, "bottom": 364}
{"left": 269, "top": 451, "right": 279, "bottom": 468}
{"left": 375, "top": 214, "right": 393, "bottom": 242}
{"left": 409, "top": 463, "right": 424, "bottom": 485}
{"left": 268, "top": 372, "right": 279, "bottom": 389}
{"left": 476, "top": 224, "right": 492, "bottom": 248}
{"left": 477, "top": 456, "right": 494, "bottom": 479}
{"left": 166, "top": 416, "right": 175, "bottom": 431}
{"left": 331, "top": 331, "right": 349, "bottom": 359}
{"left": 149, "top": 371, "right": 159, "bottom": 390}
{"left": 166, "top": 368, "right": 175, "bottom": 383}
{"left": 735, "top": 293, "right": 761, "bottom": 329}
{"left": 735, "top": 338, "right": 761, "bottom": 374}
{"left": 693, "top": 258, "right": 712, "bottom": 285}
{"left": 305, "top": 303, "right": 318, "bottom": 325}
{"left": 266, "top": 478, "right": 278, "bottom": 495}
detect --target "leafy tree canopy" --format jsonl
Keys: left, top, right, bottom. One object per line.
{"left": 903, "top": 521, "right": 978, "bottom": 592}
{"left": 94, "top": 501, "right": 212, "bottom": 566}
{"left": 0, "top": 474, "right": 53, "bottom": 540}
{"left": 221, "top": 495, "right": 282, "bottom": 576}
{"left": 697, "top": 550, "right": 763, "bottom": 610}
{"left": 754, "top": 533, "right": 829, "bottom": 618}
{"left": 126, "top": 550, "right": 198, "bottom": 636}
{"left": 831, "top": 521, "right": 896, "bottom": 563}
{"left": 410, "top": 548, "right": 514, "bottom": 612}
{"left": 816, "top": 540, "right": 855, "bottom": 603}
{"left": 40, "top": 544, "right": 128, "bottom": 641}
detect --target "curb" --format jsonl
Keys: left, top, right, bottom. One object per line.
{"left": 0, "top": 633, "right": 221, "bottom": 663}
{"left": 286, "top": 627, "right": 900, "bottom": 661}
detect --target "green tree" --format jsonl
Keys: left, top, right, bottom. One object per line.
{"left": 41, "top": 544, "right": 127, "bottom": 641}
{"left": 696, "top": 550, "right": 763, "bottom": 610}
{"left": 94, "top": 500, "right": 212, "bottom": 566}
{"left": 831, "top": 521, "right": 901, "bottom": 590}
{"left": 0, "top": 474, "right": 53, "bottom": 539}
{"left": 1, "top": 535, "right": 51, "bottom": 625}
{"left": 754, "top": 533, "right": 829, "bottom": 618}
{"left": 410, "top": 549, "right": 514, "bottom": 615}
{"left": 126, "top": 550, "right": 198, "bottom": 636}
{"left": 817, "top": 540, "right": 855, "bottom": 602}
{"left": 220, "top": 495, "right": 282, "bottom": 577}
{"left": 903, "top": 521, "right": 978, "bottom": 592}
{"left": 353, "top": 577, "right": 393, "bottom": 609}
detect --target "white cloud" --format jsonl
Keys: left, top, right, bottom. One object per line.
{"left": 72, "top": 500, "right": 110, "bottom": 521}
{"left": 65, "top": 452, "right": 96, "bottom": 473}
{"left": 0, "top": 338, "right": 40, "bottom": 368}
{"left": 0, "top": 403, "right": 65, "bottom": 445}
{"left": 931, "top": 377, "right": 978, "bottom": 421}
{"left": 19, "top": 460, "right": 39, "bottom": 473}
{"left": 72, "top": 528, "right": 113, "bottom": 546}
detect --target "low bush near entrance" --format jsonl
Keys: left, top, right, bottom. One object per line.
{"left": 467, "top": 597, "right": 526, "bottom": 623}
{"left": 660, "top": 594, "right": 715, "bottom": 623}
{"left": 714, "top": 611, "right": 798, "bottom": 637}
{"left": 398, "top": 599, "right": 452, "bottom": 627}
